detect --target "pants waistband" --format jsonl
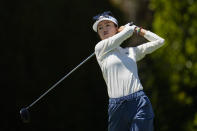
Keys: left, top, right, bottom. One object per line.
{"left": 109, "top": 90, "right": 145, "bottom": 104}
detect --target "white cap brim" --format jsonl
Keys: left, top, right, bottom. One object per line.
{"left": 93, "top": 16, "right": 118, "bottom": 32}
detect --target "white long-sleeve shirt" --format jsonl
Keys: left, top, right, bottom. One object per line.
{"left": 95, "top": 25, "right": 165, "bottom": 98}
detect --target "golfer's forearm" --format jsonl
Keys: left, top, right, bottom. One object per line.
{"left": 137, "top": 40, "right": 164, "bottom": 56}
{"left": 134, "top": 27, "right": 164, "bottom": 44}
{"left": 134, "top": 30, "right": 165, "bottom": 61}
{"left": 107, "top": 25, "right": 134, "bottom": 49}
{"left": 144, "top": 30, "right": 165, "bottom": 43}
{"left": 95, "top": 25, "right": 134, "bottom": 59}
{"left": 139, "top": 31, "right": 165, "bottom": 52}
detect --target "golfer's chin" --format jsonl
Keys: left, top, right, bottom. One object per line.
{"left": 102, "top": 34, "right": 112, "bottom": 40}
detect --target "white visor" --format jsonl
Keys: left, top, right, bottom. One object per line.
{"left": 93, "top": 16, "right": 118, "bottom": 32}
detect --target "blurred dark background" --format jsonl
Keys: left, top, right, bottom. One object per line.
{"left": 2, "top": 0, "right": 197, "bottom": 130}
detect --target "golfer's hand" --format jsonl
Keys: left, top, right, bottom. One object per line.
{"left": 134, "top": 27, "right": 147, "bottom": 36}
{"left": 118, "top": 26, "right": 125, "bottom": 32}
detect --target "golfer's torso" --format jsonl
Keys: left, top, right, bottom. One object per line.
{"left": 99, "top": 47, "right": 143, "bottom": 98}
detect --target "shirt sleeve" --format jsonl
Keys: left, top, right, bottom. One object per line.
{"left": 95, "top": 25, "right": 134, "bottom": 61}
{"left": 132, "top": 31, "right": 165, "bottom": 61}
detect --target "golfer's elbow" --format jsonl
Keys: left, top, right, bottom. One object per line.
{"left": 158, "top": 37, "right": 165, "bottom": 45}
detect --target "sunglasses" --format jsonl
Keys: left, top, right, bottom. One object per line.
{"left": 93, "top": 11, "right": 113, "bottom": 21}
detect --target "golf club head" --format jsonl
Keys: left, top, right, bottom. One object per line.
{"left": 20, "top": 108, "right": 30, "bottom": 123}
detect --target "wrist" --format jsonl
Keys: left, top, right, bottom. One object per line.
{"left": 130, "top": 25, "right": 137, "bottom": 31}
{"left": 134, "top": 27, "right": 141, "bottom": 35}
{"left": 134, "top": 27, "right": 146, "bottom": 36}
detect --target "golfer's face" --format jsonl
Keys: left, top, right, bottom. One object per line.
{"left": 97, "top": 20, "right": 118, "bottom": 40}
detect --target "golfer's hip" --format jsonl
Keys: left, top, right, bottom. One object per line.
{"left": 108, "top": 90, "right": 154, "bottom": 131}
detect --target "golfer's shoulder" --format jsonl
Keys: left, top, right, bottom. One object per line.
{"left": 94, "top": 40, "right": 110, "bottom": 62}
{"left": 95, "top": 39, "right": 109, "bottom": 52}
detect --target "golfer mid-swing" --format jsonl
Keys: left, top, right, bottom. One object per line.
{"left": 93, "top": 11, "right": 165, "bottom": 131}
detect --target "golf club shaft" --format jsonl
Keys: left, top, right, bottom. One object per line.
{"left": 27, "top": 52, "right": 95, "bottom": 109}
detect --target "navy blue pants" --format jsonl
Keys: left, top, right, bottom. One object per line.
{"left": 108, "top": 90, "right": 154, "bottom": 131}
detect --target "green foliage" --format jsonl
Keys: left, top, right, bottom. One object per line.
{"left": 147, "top": 0, "right": 197, "bottom": 130}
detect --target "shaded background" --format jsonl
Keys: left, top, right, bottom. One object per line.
{"left": 2, "top": 0, "right": 197, "bottom": 130}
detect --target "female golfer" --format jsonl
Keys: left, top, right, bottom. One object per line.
{"left": 93, "top": 11, "right": 164, "bottom": 131}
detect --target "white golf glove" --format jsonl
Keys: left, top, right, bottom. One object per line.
{"left": 125, "top": 23, "right": 137, "bottom": 30}
{"left": 125, "top": 23, "right": 137, "bottom": 35}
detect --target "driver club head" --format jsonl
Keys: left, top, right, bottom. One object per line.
{"left": 20, "top": 108, "right": 30, "bottom": 123}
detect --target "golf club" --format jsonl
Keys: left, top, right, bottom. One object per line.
{"left": 20, "top": 52, "right": 95, "bottom": 123}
